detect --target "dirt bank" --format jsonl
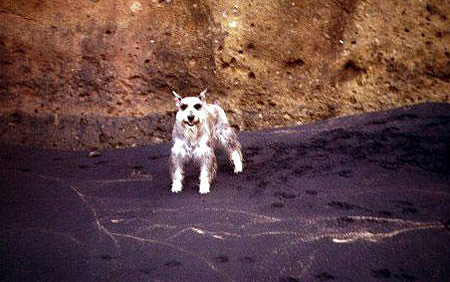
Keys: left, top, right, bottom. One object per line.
{"left": 0, "top": 0, "right": 449, "bottom": 149}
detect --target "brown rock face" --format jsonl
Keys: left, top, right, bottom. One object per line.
{"left": 0, "top": 0, "right": 449, "bottom": 149}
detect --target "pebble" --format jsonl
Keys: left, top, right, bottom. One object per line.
{"left": 88, "top": 150, "right": 101, "bottom": 158}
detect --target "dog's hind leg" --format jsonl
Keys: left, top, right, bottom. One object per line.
{"left": 217, "top": 126, "right": 243, "bottom": 173}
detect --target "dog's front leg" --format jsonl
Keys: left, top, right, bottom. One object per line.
{"left": 171, "top": 156, "right": 183, "bottom": 193}
{"left": 171, "top": 138, "right": 189, "bottom": 193}
{"left": 170, "top": 140, "right": 186, "bottom": 193}
{"left": 198, "top": 151, "right": 217, "bottom": 195}
{"left": 171, "top": 155, "right": 184, "bottom": 193}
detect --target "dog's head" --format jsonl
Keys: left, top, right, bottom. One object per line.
{"left": 173, "top": 88, "right": 208, "bottom": 128}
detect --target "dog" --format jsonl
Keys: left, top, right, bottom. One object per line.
{"left": 170, "top": 88, "right": 243, "bottom": 194}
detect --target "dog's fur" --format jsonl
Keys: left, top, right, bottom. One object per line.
{"left": 170, "top": 88, "right": 243, "bottom": 194}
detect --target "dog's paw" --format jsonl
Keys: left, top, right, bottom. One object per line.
{"left": 199, "top": 189, "right": 210, "bottom": 194}
{"left": 233, "top": 160, "right": 243, "bottom": 173}
{"left": 231, "top": 151, "right": 243, "bottom": 174}
{"left": 233, "top": 164, "right": 243, "bottom": 174}
{"left": 171, "top": 181, "right": 183, "bottom": 193}
{"left": 199, "top": 182, "right": 210, "bottom": 194}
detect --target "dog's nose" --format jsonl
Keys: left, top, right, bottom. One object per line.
{"left": 187, "top": 115, "right": 195, "bottom": 122}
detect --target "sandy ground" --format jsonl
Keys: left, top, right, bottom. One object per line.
{"left": 1, "top": 103, "right": 449, "bottom": 281}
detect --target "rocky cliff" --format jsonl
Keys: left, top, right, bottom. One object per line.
{"left": 0, "top": 0, "right": 449, "bottom": 149}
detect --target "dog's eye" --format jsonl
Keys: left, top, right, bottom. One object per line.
{"left": 180, "top": 104, "right": 187, "bottom": 111}
{"left": 194, "top": 104, "right": 202, "bottom": 110}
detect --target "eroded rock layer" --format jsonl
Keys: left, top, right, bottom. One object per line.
{"left": 0, "top": 0, "right": 449, "bottom": 149}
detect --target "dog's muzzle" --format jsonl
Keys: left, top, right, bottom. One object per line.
{"left": 184, "top": 115, "right": 199, "bottom": 127}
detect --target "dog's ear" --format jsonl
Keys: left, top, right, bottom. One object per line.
{"left": 172, "top": 91, "right": 182, "bottom": 106}
{"left": 198, "top": 88, "right": 208, "bottom": 101}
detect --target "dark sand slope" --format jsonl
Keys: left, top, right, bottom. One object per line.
{"left": 1, "top": 103, "right": 449, "bottom": 282}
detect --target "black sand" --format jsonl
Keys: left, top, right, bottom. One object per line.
{"left": 1, "top": 103, "right": 449, "bottom": 281}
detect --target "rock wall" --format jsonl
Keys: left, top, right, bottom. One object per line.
{"left": 0, "top": 0, "right": 449, "bottom": 149}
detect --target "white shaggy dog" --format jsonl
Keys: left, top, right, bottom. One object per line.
{"left": 170, "top": 88, "right": 243, "bottom": 194}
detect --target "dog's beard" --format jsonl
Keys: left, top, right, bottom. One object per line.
{"left": 180, "top": 120, "right": 202, "bottom": 141}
